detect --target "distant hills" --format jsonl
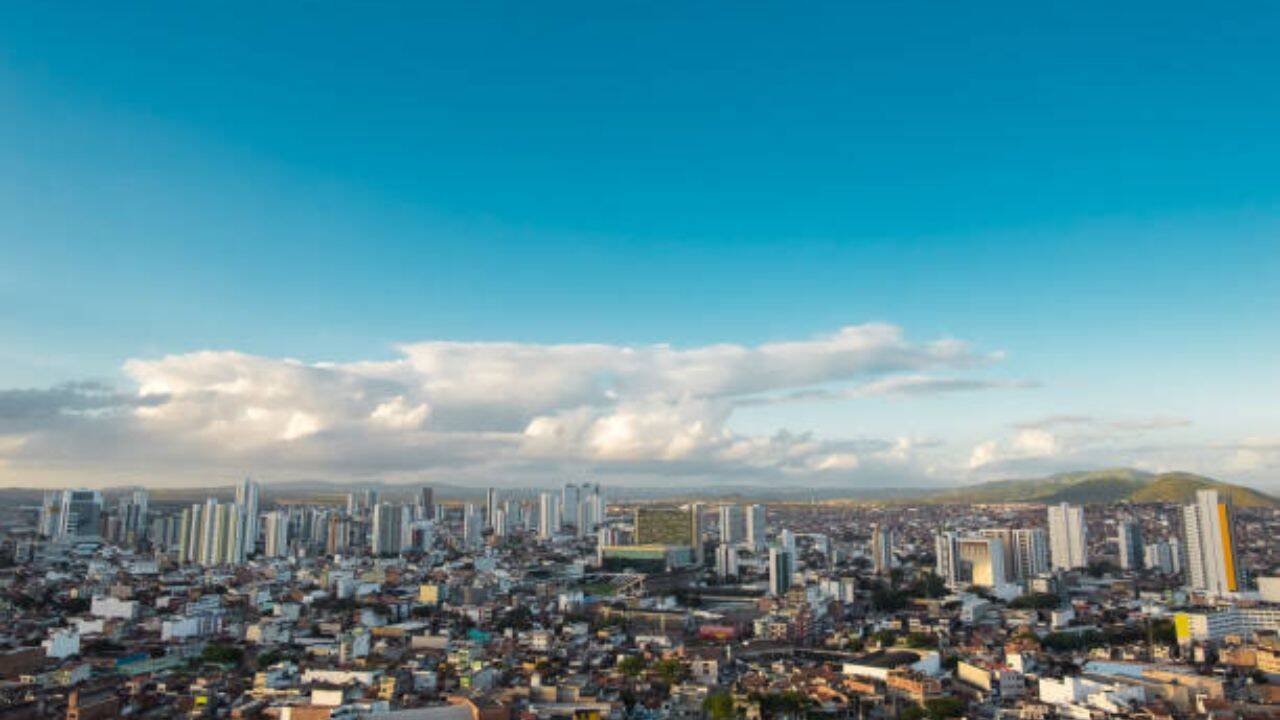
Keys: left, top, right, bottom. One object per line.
{"left": 919, "top": 468, "right": 1279, "bottom": 507}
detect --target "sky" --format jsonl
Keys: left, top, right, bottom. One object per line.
{"left": 1, "top": 2, "right": 1278, "bottom": 489}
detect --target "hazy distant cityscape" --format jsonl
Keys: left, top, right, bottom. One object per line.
{"left": 0, "top": 471, "right": 1278, "bottom": 718}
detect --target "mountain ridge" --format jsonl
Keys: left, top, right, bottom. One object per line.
{"left": 918, "top": 468, "right": 1278, "bottom": 507}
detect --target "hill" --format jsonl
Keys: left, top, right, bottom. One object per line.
{"left": 921, "top": 468, "right": 1278, "bottom": 507}
{"left": 1127, "top": 471, "right": 1278, "bottom": 508}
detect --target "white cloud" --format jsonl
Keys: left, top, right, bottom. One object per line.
{"left": 0, "top": 324, "right": 1012, "bottom": 486}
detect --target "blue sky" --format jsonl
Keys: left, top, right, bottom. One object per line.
{"left": 1, "top": 3, "right": 1278, "bottom": 487}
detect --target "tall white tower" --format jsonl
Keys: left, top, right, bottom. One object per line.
{"left": 1047, "top": 503, "right": 1087, "bottom": 570}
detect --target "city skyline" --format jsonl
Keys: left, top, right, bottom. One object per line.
{"left": 2, "top": 4, "right": 1278, "bottom": 489}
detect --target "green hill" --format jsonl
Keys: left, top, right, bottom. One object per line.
{"left": 1127, "top": 471, "right": 1278, "bottom": 508}
{"left": 922, "top": 468, "right": 1278, "bottom": 507}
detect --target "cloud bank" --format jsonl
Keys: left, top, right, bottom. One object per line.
{"left": 0, "top": 323, "right": 1020, "bottom": 486}
{"left": 0, "top": 323, "right": 1272, "bottom": 488}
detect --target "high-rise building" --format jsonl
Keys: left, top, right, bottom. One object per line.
{"left": 485, "top": 488, "right": 498, "bottom": 530}
{"left": 959, "top": 536, "right": 1006, "bottom": 587}
{"left": 1182, "top": 489, "right": 1242, "bottom": 595}
{"left": 715, "top": 543, "right": 738, "bottom": 578}
{"left": 1011, "top": 528, "right": 1049, "bottom": 580}
{"left": 116, "top": 489, "right": 149, "bottom": 547}
{"left": 768, "top": 548, "right": 792, "bottom": 597}
{"left": 538, "top": 492, "right": 560, "bottom": 539}
{"left": 718, "top": 505, "right": 745, "bottom": 544}
{"left": 264, "top": 511, "right": 289, "bottom": 558}
{"left": 418, "top": 486, "right": 435, "bottom": 520}
{"left": 577, "top": 485, "right": 603, "bottom": 538}
{"left": 1144, "top": 541, "right": 1178, "bottom": 575}
{"left": 871, "top": 524, "right": 894, "bottom": 575}
{"left": 689, "top": 503, "right": 706, "bottom": 565}
{"left": 562, "top": 483, "right": 582, "bottom": 531}
{"left": 177, "top": 505, "right": 197, "bottom": 562}
{"left": 194, "top": 499, "right": 244, "bottom": 567}
{"left": 38, "top": 491, "right": 62, "bottom": 537}
{"left": 779, "top": 528, "right": 796, "bottom": 559}
{"left": 936, "top": 532, "right": 1007, "bottom": 589}
{"left": 371, "top": 503, "right": 406, "bottom": 557}
{"left": 1117, "top": 520, "right": 1144, "bottom": 570}
{"left": 236, "top": 477, "right": 260, "bottom": 558}
{"left": 463, "top": 503, "right": 483, "bottom": 549}
{"left": 57, "top": 489, "right": 104, "bottom": 540}
{"left": 1047, "top": 503, "right": 1087, "bottom": 570}
{"left": 979, "top": 529, "right": 1016, "bottom": 582}
{"left": 745, "top": 504, "right": 767, "bottom": 549}
{"left": 327, "top": 514, "right": 350, "bottom": 555}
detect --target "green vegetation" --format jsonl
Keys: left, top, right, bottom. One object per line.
{"left": 899, "top": 700, "right": 961, "bottom": 720}
{"left": 919, "top": 468, "right": 1278, "bottom": 507}
{"left": 903, "top": 632, "right": 938, "bottom": 649}
{"left": 703, "top": 692, "right": 736, "bottom": 720}
{"left": 869, "top": 572, "right": 948, "bottom": 612}
{"left": 617, "top": 655, "right": 646, "bottom": 677}
{"left": 923, "top": 697, "right": 965, "bottom": 719}
{"left": 201, "top": 643, "right": 244, "bottom": 666}
{"left": 749, "top": 691, "right": 810, "bottom": 718}
{"left": 871, "top": 630, "right": 898, "bottom": 647}
{"left": 1128, "top": 472, "right": 1279, "bottom": 508}
{"left": 1008, "top": 593, "right": 1060, "bottom": 610}
{"left": 1041, "top": 620, "right": 1174, "bottom": 651}
{"left": 653, "top": 658, "right": 685, "bottom": 684}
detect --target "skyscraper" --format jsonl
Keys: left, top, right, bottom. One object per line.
{"left": 935, "top": 531, "right": 959, "bottom": 586}
{"left": 194, "top": 500, "right": 244, "bottom": 567}
{"left": 57, "top": 489, "right": 104, "bottom": 540}
{"left": 1011, "top": 528, "right": 1049, "bottom": 580}
{"left": 236, "top": 477, "right": 260, "bottom": 558}
{"left": 936, "top": 531, "right": 1007, "bottom": 588}
{"left": 264, "top": 510, "right": 289, "bottom": 558}
{"left": 715, "top": 543, "right": 739, "bottom": 578}
{"left": 1047, "top": 503, "right": 1087, "bottom": 570}
{"left": 689, "top": 502, "right": 706, "bottom": 565}
{"left": 117, "top": 489, "right": 149, "bottom": 547}
{"left": 745, "top": 504, "right": 767, "bottom": 549}
{"left": 1182, "top": 489, "right": 1242, "bottom": 595}
{"left": 463, "top": 503, "right": 483, "bottom": 549}
{"left": 538, "top": 492, "right": 560, "bottom": 539}
{"left": 959, "top": 536, "right": 1006, "bottom": 587}
{"left": 418, "top": 486, "right": 435, "bottom": 520}
{"left": 768, "top": 548, "right": 792, "bottom": 597}
{"left": 718, "top": 504, "right": 745, "bottom": 544}
{"left": 38, "top": 491, "right": 61, "bottom": 537}
{"left": 562, "top": 483, "right": 581, "bottom": 531}
{"left": 371, "top": 503, "right": 405, "bottom": 557}
{"left": 871, "top": 524, "right": 894, "bottom": 575}
{"left": 1117, "top": 520, "right": 1144, "bottom": 570}
{"left": 485, "top": 488, "right": 498, "bottom": 530}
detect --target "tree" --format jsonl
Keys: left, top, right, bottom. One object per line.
{"left": 870, "top": 581, "right": 908, "bottom": 612}
{"left": 903, "top": 632, "right": 936, "bottom": 649}
{"left": 900, "top": 704, "right": 927, "bottom": 720}
{"left": 201, "top": 643, "right": 244, "bottom": 666}
{"left": 907, "top": 573, "right": 948, "bottom": 599}
{"left": 751, "top": 691, "right": 809, "bottom": 719}
{"left": 703, "top": 691, "right": 736, "bottom": 720}
{"left": 924, "top": 697, "right": 964, "bottom": 719}
{"left": 618, "top": 655, "right": 646, "bottom": 677}
{"left": 654, "top": 658, "right": 685, "bottom": 685}
{"left": 871, "top": 630, "right": 898, "bottom": 647}
{"left": 1008, "top": 593, "right": 1060, "bottom": 610}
